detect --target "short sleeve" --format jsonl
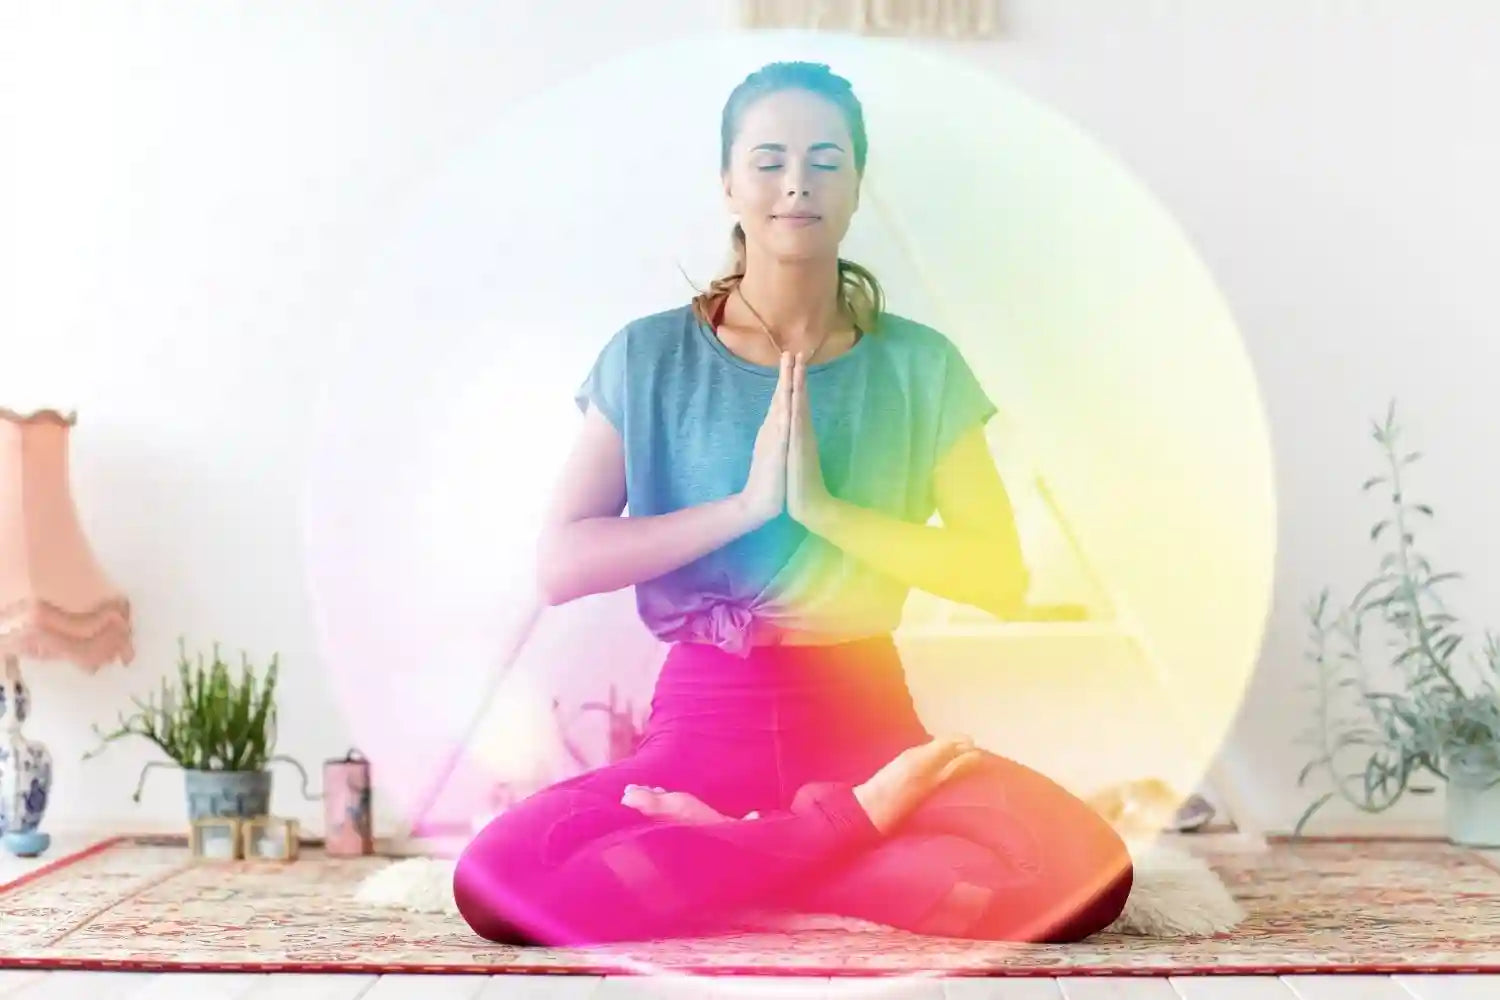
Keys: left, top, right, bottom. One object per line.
{"left": 934, "top": 337, "right": 997, "bottom": 460}
{"left": 573, "top": 325, "right": 629, "bottom": 431}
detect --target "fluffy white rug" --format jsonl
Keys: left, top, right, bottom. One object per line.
{"left": 354, "top": 837, "right": 1244, "bottom": 939}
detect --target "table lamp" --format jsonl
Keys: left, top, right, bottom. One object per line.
{"left": 0, "top": 408, "right": 134, "bottom": 857}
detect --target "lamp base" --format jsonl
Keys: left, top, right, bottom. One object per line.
{"left": 2, "top": 830, "right": 50, "bottom": 858}
{"left": 2, "top": 655, "right": 55, "bottom": 858}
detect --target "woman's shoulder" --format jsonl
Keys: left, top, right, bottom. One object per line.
{"left": 870, "top": 311, "right": 966, "bottom": 365}
{"left": 576, "top": 305, "right": 701, "bottom": 421}
{"left": 599, "top": 303, "right": 701, "bottom": 356}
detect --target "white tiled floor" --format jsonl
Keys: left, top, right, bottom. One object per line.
{"left": 2, "top": 972, "right": 1499, "bottom": 998}
{"left": 3, "top": 835, "right": 1496, "bottom": 1000}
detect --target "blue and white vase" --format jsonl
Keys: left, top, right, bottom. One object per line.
{"left": 0, "top": 669, "right": 54, "bottom": 847}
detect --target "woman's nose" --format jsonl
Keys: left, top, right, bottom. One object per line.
{"left": 785, "top": 164, "right": 811, "bottom": 196}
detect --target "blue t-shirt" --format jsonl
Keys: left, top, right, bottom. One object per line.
{"left": 574, "top": 302, "right": 996, "bottom": 655}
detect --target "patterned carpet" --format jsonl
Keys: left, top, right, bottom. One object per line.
{"left": 2, "top": 836, "right": 1499, "bottom": 977}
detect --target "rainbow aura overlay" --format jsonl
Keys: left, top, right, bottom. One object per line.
{"left": 303, "top": 31, "right": 1275, "bottom": 983}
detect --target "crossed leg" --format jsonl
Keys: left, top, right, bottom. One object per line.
{"left": 454, "top": 728, "right": 1129, "bottom": 946}
{"left": 594, "top": 742, "right": 1131, "bottom": 943}
{"left": 451, "top": 736, "right": 981, "bottom": 946}
{"left": 795, "top": 750, "right": 1134, "bottom": 942}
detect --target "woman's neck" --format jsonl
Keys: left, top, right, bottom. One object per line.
{"left": 731, "top": 256, "right": 845, "bottom": 354}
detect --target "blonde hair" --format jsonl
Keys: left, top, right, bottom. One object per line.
{"left": 688, "top": 62, "right": 885, "bottom": 334}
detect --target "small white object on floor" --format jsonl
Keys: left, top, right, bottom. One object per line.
{"left": 353, "top": 835, "right": 1243, "bottom": 938}
{"left": 1107, "top": 836, "right": 1245, "bottom": 937}
{"left": 356, "top": 857, "right": 462, "bottom": 916}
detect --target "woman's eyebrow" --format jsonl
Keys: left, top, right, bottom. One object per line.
{"left": 749, "top": 142, "right": 846, "bottom": 153}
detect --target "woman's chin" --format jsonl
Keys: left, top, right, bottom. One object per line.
{"left": 765, "top": 240, "right": 841, "bottom": 265}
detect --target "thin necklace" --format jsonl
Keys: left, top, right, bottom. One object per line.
{"left": 733, "top": 283, "right": 836, "bottom": 364}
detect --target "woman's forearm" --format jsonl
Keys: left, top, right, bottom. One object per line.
{"left": 538, "top": 493, "right": 763, "bottom": 606}
{"left": 802, "top": 497, "right": 1030, "bottom": 618}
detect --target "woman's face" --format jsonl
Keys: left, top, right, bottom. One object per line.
{"left": 722, "top": 89, "right": 860, "bottom": 264}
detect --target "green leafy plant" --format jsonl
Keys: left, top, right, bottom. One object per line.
{"left": 84, "top": 638, "right": 281, "bottom": 773}
{"left": 1294, "top": 401, "right": 1500, "bottom": 836}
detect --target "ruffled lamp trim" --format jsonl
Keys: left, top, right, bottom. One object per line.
{"left": 0, "top": 597, "right": 134, "bottom": 670}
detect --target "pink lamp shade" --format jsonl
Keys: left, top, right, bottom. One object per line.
{"left": 0, "top": 409, "right": 133, "bottom": 671}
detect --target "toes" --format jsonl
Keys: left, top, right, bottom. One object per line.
{"left": 622, "top": 786, "right": 724, "bottom": 823}
{"left": 620, "top": 785, "right": 662, "bottom": 814}
{"left": 946, "top": 737, "right": 977, "bottom": 765}
{"left": 938, "top": 749, "right": 987, "bottom": 784}
{"left": 922, "top": 735, "right": 975, "bottom": 764}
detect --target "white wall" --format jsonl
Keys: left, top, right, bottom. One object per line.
{"left": 4, "top": 1, "right": 1497, "bottom": 839}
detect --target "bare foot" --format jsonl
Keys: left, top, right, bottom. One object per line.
{"left": 620, "top": 785, "right": 758, "bottom": 824}
{"left": 853, "top": 736, "right": 986, "bottom": 834}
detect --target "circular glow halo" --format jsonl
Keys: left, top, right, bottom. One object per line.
{"left": 303, "top": 29, "right": 1274, "bottom": 981}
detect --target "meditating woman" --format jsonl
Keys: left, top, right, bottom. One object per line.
{"left": 452, "top": 60, "right": 1133, "bottom": 946}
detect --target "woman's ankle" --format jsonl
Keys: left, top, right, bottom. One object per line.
{"left": 791, "top": 781, "right": 884, "bottom": 844}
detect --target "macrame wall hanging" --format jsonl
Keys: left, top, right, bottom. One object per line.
{"left": 737, "top": 0, "right": 999, "bottom": 38}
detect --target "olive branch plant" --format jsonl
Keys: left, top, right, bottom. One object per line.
{"left": 1294, "top": 401, "right": 1500, "bottom": 836}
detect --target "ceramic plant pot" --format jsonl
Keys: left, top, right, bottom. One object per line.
{"left": 1445, "top": 749, "right": 1500, "bottom": 849}
{"left": 129, "top": 754, "right": 316, "bottom": 824}
{"left": 184, "top": 768, "right": 273, "bottom": 821}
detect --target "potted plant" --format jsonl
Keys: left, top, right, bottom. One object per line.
{"left": 1295, "top": 401, "right": 1500, "bottom": 845}
{"left": 84, "top": 638, "right": 314, "bottom": 822}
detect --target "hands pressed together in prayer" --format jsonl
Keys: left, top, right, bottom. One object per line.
{"left": 737, "top": 351, "right": 833, "bottom": 531}
{"left": 734, "top": 347, "right": 1032, "bottom": 622}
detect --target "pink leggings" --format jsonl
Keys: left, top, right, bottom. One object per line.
{"left": 452, "top": 637, "right": 1133, "bottom": 946}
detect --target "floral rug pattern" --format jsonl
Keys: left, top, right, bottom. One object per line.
{"left": 2, "top": 837, "right": 1499, "bottom": 976}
